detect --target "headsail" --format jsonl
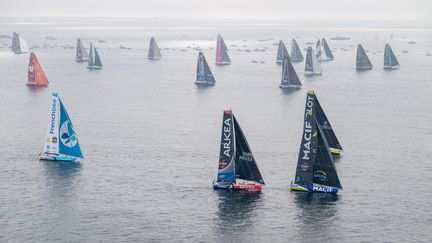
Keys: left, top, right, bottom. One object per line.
{"left": 276, "top": 40, "right": 290, "bottom": 63}
{"left": 215, "top": 34, "right": 231, "bottom": 65}
{"left": 314, "top": 93, "right": 342, "bottom": 152}
{"left": 148, "top": 37, "right": 162, "bottom": 59}
{"left": 384, "top": 44, "right": 399, "bottom": 69}
{"left": 87, "top": 43, "right": 102, "bottom": 69}
{"left": 216, "top": 110, "right": 236, "bottom": 183}
{"left": 305, "top": 47, "right": 322, "bottom": 75}
{"left": 27, "top": 52, "right": 49, "bottom": 86}
{"left": 11, "top": 32, "right": 28, "bottom": 54}
{"left": 196, "top": 51, "right": 215, "bottom": 84}
{"left": 233, "top": 115, "right": 265, "bottom": 185}
{"left": 321, "top": 38, "right": 334, "bottom": 61}
{"left": 290, "top": 39, "right": 304, "bottom": 62}
{"left": 94, "top": 48, "right": 103, "bottom": 67}
{"left": 75, "top": 38, "right": 89, "bottom": 62}
{"left": 356, "top": 44, "right": 373, "bottom": 70}
{"left": 280, "top": 55, "right": 302, "bottom": 88}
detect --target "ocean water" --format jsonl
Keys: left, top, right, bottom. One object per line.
{"left": 0, "top": 17, "right": 432, "bottom": 242}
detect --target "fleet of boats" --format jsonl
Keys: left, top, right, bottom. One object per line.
{"left": 7, "top": 32, "right": 406, "bottom": 194}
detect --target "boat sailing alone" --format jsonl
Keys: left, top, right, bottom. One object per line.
{"left": 11, "top": 32, "right": 28, "bottom": 54}
{"left": 213, "top": 110, "right": 265, "bottom": 190}
{"left": 276, "top": 40, "right": 290, "bottom": 64}
{"left": 39, "top": 93, "right": 84, "bottom": 162}
{"left": 75, "top": 38, "right": 89, "bottom": 63}
{"left": 356, "top": 44, "right": 373, "bottom": 70}
{"left": 195, "top": 51, "right": 215, "bottom": 86}
{"left": 289, "top": 91, "right": 343, "bottom": 194}
{"left": 280, "top": 55, "right": 302, "bottom": 89}
{"left": 383, "top": 43, "right": 400, "bottom": 69}
{"left": 27, "top": 52, "right": 49, "bottom": 86}
{"left": 304, "top": 47, "right": 322, "bottom": 76}
{"left": 148, "top": 37, "right": 162, "bottom": 59}
{"left": 87, "top": 43, "right": 103, "bottom": 69}
{"left": 290, "top": 39, "right": 304, "bottom": 62}
{"left": 316, "top": 38, "right": 334, "bottom": 62}
{"left": 215, "top": 34, "right": 231, "bottom": 65}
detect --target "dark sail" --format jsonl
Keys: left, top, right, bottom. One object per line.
{"left": 196, "top": 52, "right": 215, "bottom": 83}
{"left": 76, "top": 39, "right": 83, "bottom": 60}
{"left": 277, "top": 41, "right": 289, "bottom": 63}
{"left": 233, "top": 115, "right": 265, "bottom": 184}
{"left": 148, "top": 37, "right": 162, "bottom": 59}
{"left": 313, "top": 123, "right": 342, "bottom": 189}
{"left": 305, "top": 47, "right": 314, "bottom": 72}
{"left": 88, "top": 43, "right": 94, "bottom": 67}
{"left": 216, "top": 34, "right": 231, "bottom": 64}
{"left": 294, "top": 91, "right": 317, "bottom": 186}
{"left": 314, "top": 94, "right": 342, "bottom": 151}
{"left": 216, "top": 110, "right": 236, "bottom": 183}
{"left": 321, "top": 38, "right": 334, "bottom": 59}
{"left": 356, "top": 44, "right": 373, "bottom": 70}
{"left": 280, "top": 55, "right": 301, "bottom": 87}
{"left": 384, "top": 44, "right": 399, "bottom": 68}
{"left": 290, "top": 39, "right": 304, "bottom": 62}
{"left": 94, "top": 47, "right": 102, "bottom": 67}
{"left": 12, "top": 32, "right": 20, "bottom": 53}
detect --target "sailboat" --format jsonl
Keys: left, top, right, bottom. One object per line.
{"left": 87, "top": 43, "right": 103, "bottom": 69}
{"left": 39, "top": 93, "right": 84, "bottom": 162}
{"left": 195, "top": 51, "right": 215, "bottom": 85}
{"left": 276, "top": 40, "right": 290, "bottom": 64}
{"left": 280, "top": 55, "right": 302, "bottom": 89}
{"left": 383, "top": 43, "right": 400, "bottom": 69}
{"left": 290, "top": 39, "right": 304, "bottom": 62}
{"left": 356, "top": 44, "right": 373, "bottom": 70}
{"left": 213, "top": 110, "right": 265, "bottom": 190}
{"left": 75, "top": 38, "right": 89, "bottom": 63}
{"left": 11, "top": 32, "right": 28, "bottom": 54}
{"left": 289, "top": 91, "right": 342, "bottom": 194}
{"left": 27, "top": 52, "right": 49, "bottom": 86}
{"left": 215, "top": 34, "right": 231, "bottom": 65}
{"left": 304, "top": 47, "right": 322, "bottom": 76}
{"left": 316, "top": 38, "right": 334, "bottom": 61}
{"left": 148, "top": 37, "right": 162, "bottom": 59}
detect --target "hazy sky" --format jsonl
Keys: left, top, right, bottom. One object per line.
{"left": 2, "top": 0, "right": 431, "bottom": 21}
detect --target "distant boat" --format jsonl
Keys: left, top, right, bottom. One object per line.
{"left": 27, "top": 52, "right": 49, "bottom": 86}
{"left": 39, "top": 93, "right": 84, "bottom": 162}
{"left": 356, "top": 44, "right": 373, "bottom": 70}
{"left": 304, "top": 47, "right": 322, "bottom": 76}
{"left": 289, "top": 91, "right": 342, "bottom": 194}
{"left": 280, "top": 55, "right": 301, "bottom": 89}
{"left": 195, "top": 51, "right": 215, "bottom": 86}
{"left": 148, "top": 37, "right": 162, "bottom": 59}
{"left": 11, "top": 32, "right": 28, "bottom": 54}
{"left": 75, "top": 38, "right": 89, "bottom": 63}
{"left": 276, "top": 40, "right": 290, "bottom": 64}
{"left": 213, "top": 110, "right": 265, "bottom": 190}
{"left": 316, "top": 38, "right": 334, "bottom": 61}
{"left": 383, "top": 44, "right": 400, "bottom": 70}
{"left": 426, "top": 53, "right": 431, "bottom": 57}
{"left": 330, "top": 35, "right": 351, "bottom": 40}
{"left": 215, "top": 34, "right": 231, "bottom": 65}
{"left": 290, "top": 39, "right": 304, "bottom": 62}
{"left": 87, "top": 43, "right": 103, "bottom": 70}
{"left": 407, "top": 41, "right": 416, "bottom": 44}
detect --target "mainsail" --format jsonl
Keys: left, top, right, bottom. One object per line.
{"left": 11, "top": 32, "right": 28, "bottom": 54}
{"left": 384, "top": 43, "right": 399, "bottom": 69}
{"left": 87, "top": 43, "right": 102, "bottom": 69}
{"left": 280, "top": 55, "right": 302, "bottom": 88}
{"left": 305, "top": 47, "right": 322, "bottom": 75}
{"left": 276, "top": 40, "right": 290, "bottom": 63}
{"left": 27, "top": 52, "right": 49, "bottom": 86}
{"left": 75, "top": 38, "right": 89, "bottom": 62}
{"left": 215, "top": 34, "right": 231, "bottom": 65}
{"left": 233, "top": 115, "right": 265, "bottom": 185}
{"left": 196, "top": 51, "right": 215, "bottom": 85}
{"left": 321, "top": 38, "right": 334, "bottom": 61}
{"left": 290, "top": 39, "right": 304, "bottom": 62}
{"left": 148, "top": 37, "right": 162, "bottom": 59}
{"left": 216, "top": 110, "right": 236, "bottom": 183}
{"left": 356, "top": 44, "right": 373, "bottom": 70}
{"left": 42, "top": 93, "right": 84, "bottom": 160}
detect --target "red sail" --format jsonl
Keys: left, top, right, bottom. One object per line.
{"left": 27, "top": 52, "right": 49, "bottom": 86}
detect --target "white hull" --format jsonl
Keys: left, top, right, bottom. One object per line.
{"left": 148, "top": 56, "right": 161, "bottom": 60}
{"left": 304, "top": 71, "right": 322, "bottom": 76}
{"left": 195, "top": 80, "right": 215, "bottom": 85}
{"left": 384, "top": 65, "right": 400, "bottom": 70}
{"left": 87, "top": 65, "right": 102, "bottom": 70}
{"left": 215, "top": 61, "right": 230, "bottom": 65}
{"left": 356, "top": 66, "right": 373, "bottom": 71}
{"left": 280, "top": 84, "right": 301, "bottom": 89}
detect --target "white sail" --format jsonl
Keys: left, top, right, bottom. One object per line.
{"left": 18, "top": 36, "right": 28, "bottom": 53}
{"left": 305, "top": 47, "right": 322, "bottom": 76}
{"left": 43, "top": 94, "right": 60, "bottom": 156}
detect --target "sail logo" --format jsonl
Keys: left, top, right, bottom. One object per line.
{"left": 49, "top": 98, "right": 57, "bottom": 134}
{"left": 239, "top": 152, "right": 253, "bottom": 162}
{"left": 302, "top": 95, "right": 314, "bottom": 160}
{"left": 60, "top": 121, "right": 78, "bottom": 147}
{"left": 28, "top": 64, "right": 35, "bottom": 73}
{"left": 223, "top": 118, "right": 231, "bottom": 157}
{"left": 313, "top": 170, "right": 327, "bottom": 182}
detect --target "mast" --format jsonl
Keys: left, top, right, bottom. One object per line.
{"left": 356, "top": 44, "right": 373, "bottom": 70}
{"left": 280, "top": 55, "right": 301, "bottom": 88}
{"left": 290, "top": 39, "right": 304, "bottom": 62}
{"left": 216, "top": 110, "right": 236, "bottom": 183}
{"left": 233, "top": 115, "right": 265, "bottom": 185}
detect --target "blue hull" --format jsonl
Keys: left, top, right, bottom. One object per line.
{"left": 290, "top": 184, "right": 341, "bottom": 195}
{"left": 213, "top": 181, "right": 233, "bottom": 190}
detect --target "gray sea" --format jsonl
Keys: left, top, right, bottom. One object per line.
{"left": 0, "top": 17, "right": 431, "bottom": 242}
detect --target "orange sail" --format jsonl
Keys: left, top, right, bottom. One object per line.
{"left": 27, "top": 52, "right": 49, "bottom": 86}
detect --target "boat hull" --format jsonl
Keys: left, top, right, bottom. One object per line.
{"left": 215, "top": 61, "right": 231, "bottom": 65}
{"left": 26, "top": 83, "right": 48, "bottom": 87}
{"left": 289, "top": 184, "right": 340, "bottom": 195}
{"left": 356, "top": 66, "right": 373, "bottom": 71}
{"left": 75, "top": 58, "right": 89, "bottom": 63}
{"left": 39, "top": 155, "right": 80, "bottom": 162}
{"left": 87, "top": 66, "right": 102, "bottom": 70}
{"left": 279, "top": 84, "right": 301, "bottom": 89}
{"left": 383, "top": 65, "right": 400, "bottom": 70}
{"left": 195, "top": 81, "right": 215, "bottom": 86}
{"left": 304, "top": 71, "right": 322, "bottom": 76}
{"left": 213, "top": 182, "right": 262, "bottom": 191}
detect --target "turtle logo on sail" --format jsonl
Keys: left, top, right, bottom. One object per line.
{"left": 60, "top": 121, "right": 78, "bottom": 147}
{"left": 313, "top": 170, "right": 327, "bottom": 182}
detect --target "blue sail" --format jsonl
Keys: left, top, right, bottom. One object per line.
{"left": 58, "top": 98, "right": 84, "bottom": 159}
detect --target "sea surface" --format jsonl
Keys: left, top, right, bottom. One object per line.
{"left": 0, "top": 17, "right": 431, "bottom": 242}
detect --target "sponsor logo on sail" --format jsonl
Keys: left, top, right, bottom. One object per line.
{"left": 223, "top": 118, "right": 231, "bottom": 157}
{"left": 49, "top": 98, "right": 57, "bottom": 134}
{"left": 313, "top": 170, "right": 327, "bottom": 182}
{"left": 302, "top": 94, "right": 314, "bottom": 160}
{"left": 60, "top": 121, "right": 78, "bottom": 147}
